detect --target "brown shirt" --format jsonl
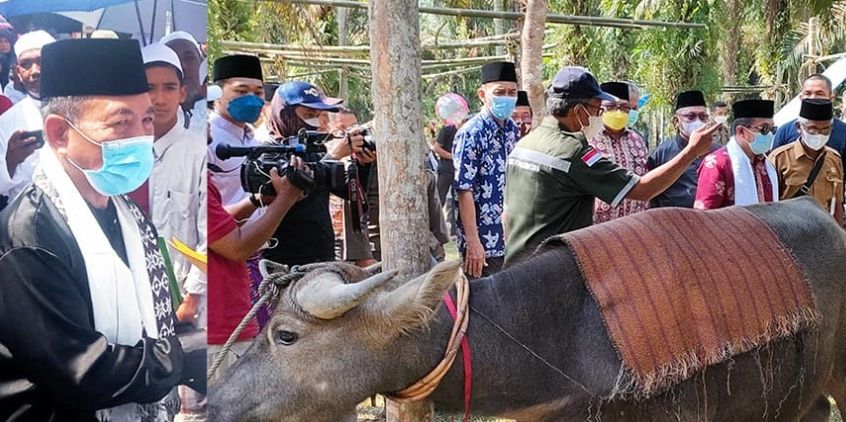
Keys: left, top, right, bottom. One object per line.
{"left": 769, "top": 141, "right": 843, "bottom": 217}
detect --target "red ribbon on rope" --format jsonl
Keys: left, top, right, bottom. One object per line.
{"left": 443, "top": 291, "right": 472, "bottom": 422}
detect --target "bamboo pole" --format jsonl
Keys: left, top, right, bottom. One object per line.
{"left": 268, "top": 0, "right": 708, "bottom": 29}
{"left": 222, "top": 34, "right": 529, "bottom": 54}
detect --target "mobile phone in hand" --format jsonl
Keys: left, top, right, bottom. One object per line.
{"left": 21, "top": 130, "right": 44, "bottom": 149}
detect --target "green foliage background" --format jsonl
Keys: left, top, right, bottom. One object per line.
{"left": 210, "top": 0, "right": 845, "bottom": 139}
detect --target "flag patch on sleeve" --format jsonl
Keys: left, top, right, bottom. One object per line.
{"left": 581, "top": 147, "right": 601, "bottom": 167}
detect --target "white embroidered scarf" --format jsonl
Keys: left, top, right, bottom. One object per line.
{"left": 33, "top": 146, "right": 173, "bottom": 344}
{"left": 726, "top": 137, "right": 779, "bottom": 206}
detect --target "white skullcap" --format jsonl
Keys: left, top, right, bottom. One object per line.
{"left": 14, "top": 30, "right": 55, "bottom": 60}
{"left": 142, "top": 43, "right": 184, "bottom": 79}
{"left": 90, "top": 29, "right": 119, "bottom": 39}
{"left": 159, "top": 31, "right": 201, "bottom": 55}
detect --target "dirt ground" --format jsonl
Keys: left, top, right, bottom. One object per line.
{"left": 357, "top": 395, "right": 842, "bottom": 421}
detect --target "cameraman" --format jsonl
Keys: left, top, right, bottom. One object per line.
{"left": 259, "top": 81, "right": 374, "bottom": 266}
{"left": 207, "top": 158, "right": 306, "bottom": 379}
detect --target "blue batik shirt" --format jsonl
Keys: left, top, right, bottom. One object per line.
{"left": 452, "top": 109, "right": 519, "bottom": 257}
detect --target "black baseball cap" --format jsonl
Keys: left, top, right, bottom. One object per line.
{"left": 548, "top": 66, "right": 615, "bottom": 101}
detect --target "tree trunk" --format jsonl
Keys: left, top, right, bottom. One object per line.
{"left": 369, "top": 0, "right": 433, "bottom": 420}
{"left": 521, "top": 0, "right": 548, "bottom": 127}
{"left": 337, "top": 6, "right": 349, "bottom": 101}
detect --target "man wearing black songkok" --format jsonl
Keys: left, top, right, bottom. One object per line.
{"left": 0, "top": 39, "right": 204, "bottom": 420}
{"left": 452, "top": 61, "right": 520, "bottom": 278}
{"left": 770, "top": 99, "right": 843, "bottom": 224}
{"left": 647, "top": 90, "right": 722, "bottom": 207}
{"left": 512, "top": 90, "right": 533, "bottom": 138}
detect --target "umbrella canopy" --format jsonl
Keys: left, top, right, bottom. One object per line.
{"left": 0, "top": 0, "right": 135, "bottom": 16}
{"left": 61, "top": 0, "right": 206, "bottom": 45}
{"left": 8, "top": 13, "right": 87, "bottom": 34}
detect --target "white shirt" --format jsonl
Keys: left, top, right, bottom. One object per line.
{"left": 208, "top": 110, "right": 258, "bottom": 206}
{"left": 187, "top": 98, "right": 207, "bottom": 141}
{"left": 3, "top": 84, "right": 25, "bottom": 105}
{"left": 150, "top": 111, "right": 208, "bottom": 328}
{"left": 0, "top": 96, "right": 42, "bottom": 200}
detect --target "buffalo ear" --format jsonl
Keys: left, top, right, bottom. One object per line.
{"left": 362, "top": 260, "right": 463, "bottom": 337}
{"left": 259, "top": 259, "right": 288, "bottom": 279}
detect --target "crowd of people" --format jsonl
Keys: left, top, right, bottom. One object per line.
{"left": 0, "top": 18, "right": 841, "bottom": 420}
{"left": 205, "top": 51, "right": 846, "bottom": 395}
{"left": 0, "top": 28, "right": 208, "bottom": 421}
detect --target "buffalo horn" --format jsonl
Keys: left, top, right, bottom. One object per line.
{"left": 296, "top": 270, "right": 398, "bottom": 319}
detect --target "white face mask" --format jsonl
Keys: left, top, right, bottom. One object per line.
{"left": 802, "top": 129, "right": 830, "bottom": 151}
{"left": 714, "top": 115, "right": 728, "bottom": 125}
{"left": 303, "top": 117, "right": 321, "bottom": 128}
{"left": 577, "top": 104, "right": 604, "bottom": 139}
{"left": 681, "top": 119, "right": 705, "bottom": 136}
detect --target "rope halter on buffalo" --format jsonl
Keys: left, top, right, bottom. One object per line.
{"left": 388, "top": 270, "right": 470, "bottom": 402}
{"left": 208, "top": 260, "right": 473, "bottom": 409}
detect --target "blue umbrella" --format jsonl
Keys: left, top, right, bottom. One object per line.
{"left": 0, "top": 1, "right": 136, "bottom": 17}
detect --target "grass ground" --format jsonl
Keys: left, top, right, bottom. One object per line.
{"left": 358, "top": 242, "right": 844, "bottom": 421}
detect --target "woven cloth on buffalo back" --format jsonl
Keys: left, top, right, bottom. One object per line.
{"left": 554, "top": 206, "right": 819, "bottom": 397}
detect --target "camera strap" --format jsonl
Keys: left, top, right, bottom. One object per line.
{"left": 347, "top": 134, "right": 366, "bottom": 233}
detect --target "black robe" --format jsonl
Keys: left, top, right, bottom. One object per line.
{"left": 0, "top": 185, "right": 186, "bottom": 421}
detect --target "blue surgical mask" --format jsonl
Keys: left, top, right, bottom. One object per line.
{"left": 227, "top": 94, "right": 264, "bottom": 123}
{"left": 749, "top": 132, "right": 774, "bottom": 155}
{"left": 488, "top": 95, "right": 517, "bottom": 120}
{"left": 65, "top": 121, "right": 154, "bottom": 196}
{"left": 627, "top": 109, "right": 640, "bottom": 127}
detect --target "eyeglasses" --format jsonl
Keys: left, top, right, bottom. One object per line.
{"left": 582, "top": 103, "right": 605, "bottom": 116}
{"left": 799, "top": 124, "right": 832, "bottom": 135}
{"left": 743, "top": 124, "right": 778, "bottom": 135}
{"left": 604, "top": 104, "right": 632, "bottom": 113}
{"left": 677, "top": 112, "right": 709, "bottom": 122}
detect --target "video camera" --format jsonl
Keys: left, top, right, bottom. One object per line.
{"left": 214, "top": 129, "right": 345, "bottom": 196}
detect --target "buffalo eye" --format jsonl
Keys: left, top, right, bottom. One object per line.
{"left": 276, "top": 330, "right": 298, "bottom": 346}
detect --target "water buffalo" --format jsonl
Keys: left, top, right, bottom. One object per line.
{"left": 209, "top": 197, "right": 846, "bottom": 421}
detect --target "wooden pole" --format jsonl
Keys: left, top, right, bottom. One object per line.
{"left": 521, "top": 0, "right": 548, "bottom": 127}
{"left": 272, "top": 0, "right": 708, "bottom": 29}
{"left": 369, "top": 0, "right": 433, "bottom": 419}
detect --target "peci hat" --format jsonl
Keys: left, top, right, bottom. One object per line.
{"left": 213, "top": 54, "right": 262, "bottom": 82}
{"left": 40, "top": 39, "right": 148, "bottom": 99}
{"left": 799, "top": 99, "right": 833, "bottom": 121}
{"left": 481, "top": 62, "right": 518, "bottom": 84}
{"left": 732, "top": 99, "right": 775, "bottom": 119}
{"left": 516, "top": 90, "right": 530, "bottom": 107}
{"left": 599, "top": 81, "right": 630, "bottom": 102}
{"left": 675, "top": 90, "right": 706, "bottom": 111}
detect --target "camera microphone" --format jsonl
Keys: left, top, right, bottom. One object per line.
{"left": 215, "top": 143, "right": 306, "bottom": 160}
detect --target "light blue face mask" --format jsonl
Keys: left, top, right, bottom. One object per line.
{"left": 488, "top": 95, "right": 517, "bottom": 120}
{"left": 749, "top": 131, "right": 775, "bottom": 155}
{"left": 65, "top": 121, "right": 155, "bottom": 196}
{"left": 627, "top": 109, "right": 640, "bottom": 127}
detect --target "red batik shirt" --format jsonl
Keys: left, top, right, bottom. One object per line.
{"left": 589, "top": 128, "right": 649, "bottom": 223}
{"left": 693, "top": 147, "right": 774, "bottom": 209}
